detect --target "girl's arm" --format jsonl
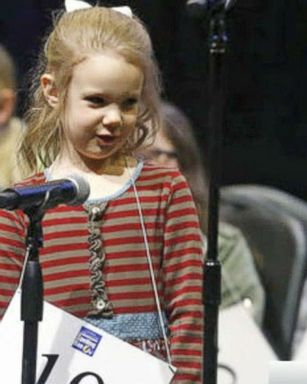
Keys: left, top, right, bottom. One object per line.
{"left": 163, "top": 171, "right": 204, "bottom": 384}
{"left": 0, "top": 209, "right": 27, "bottom": 319}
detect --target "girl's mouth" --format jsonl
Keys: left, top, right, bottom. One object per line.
{"left": 96, "top": 135, "right": 117, "bottom": 146}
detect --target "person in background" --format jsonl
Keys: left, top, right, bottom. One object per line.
{"left": 0, "top": 44, "right": 23, "bottom": 188}
{"left": 138, "top": 100, "right": 265, "bottom": 325}
{"left": 0, "top": 6, "right": 203, "bottom": 383}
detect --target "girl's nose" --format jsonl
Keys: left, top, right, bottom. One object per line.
{"left": 102, "top": 104, "right": 123, "bottom": 128}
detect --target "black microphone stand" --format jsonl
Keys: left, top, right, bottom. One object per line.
{"left": 187, "top": 1, "right": 230, "bottom": 383}
{"left": 20, "top": 201, "right": 48, "bottom": 384}
{"left": 204, "top": 1, "right": 234, "bottom": 383}
{"left": 204, "top": 4, "right": 228, "bottom": 384}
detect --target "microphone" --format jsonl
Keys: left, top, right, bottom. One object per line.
{"left": 186, "top": 0, "right": 237, "bottom": 19}
{"left": 186, "top": 0, "right": 235, "bottom": 9}
{"left": 0, "top": 175, "right": 90, "bottom": 211}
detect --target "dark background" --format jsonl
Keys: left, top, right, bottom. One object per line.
{"left": 1, "top": 0, "right": 306, "bottom": 198}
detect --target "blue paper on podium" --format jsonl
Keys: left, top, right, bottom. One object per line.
{"left": 0, "top": 290, "right": 176, "bottom": 384}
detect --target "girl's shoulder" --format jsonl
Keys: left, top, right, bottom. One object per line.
{"left": 139, "top": 162, "right": 187, "bottom": 184}
{"left": 137, "top": 164, "right": 192, "bottom": 198}
{"left": 14, "top": 172, "right": 46, "bottom": 187}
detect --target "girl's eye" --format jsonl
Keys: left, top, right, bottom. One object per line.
{"left": 122, "top": 98, "right": 138, "bottom": 109}
{"left": 86, "top": 96, "right": 106, "bottom": 105}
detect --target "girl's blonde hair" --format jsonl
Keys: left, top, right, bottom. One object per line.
{"left": 20, "top": 6, "right": 162, "bottom": 175}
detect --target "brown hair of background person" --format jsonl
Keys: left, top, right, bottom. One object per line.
{"left": 141, "top": 101, "right": 209, "bottom": 232}
{"left": 138, "top": 100, "right": 266, "bottom": 325}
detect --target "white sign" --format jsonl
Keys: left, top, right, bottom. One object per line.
{"left": 294, "top": 326, "right": 307, "bottom": 361}
{"left": 0, "top": 291, "right": 176, "bottom": 384}
{"left": 218, "top": 303, "right": 277, "bottom": 384}
{"left": 269, "top": 362, "right": 307, "bottom": 384}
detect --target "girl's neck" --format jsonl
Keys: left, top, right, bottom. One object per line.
{"left": 48, "top": 154, "right": 137, "bottom": 200}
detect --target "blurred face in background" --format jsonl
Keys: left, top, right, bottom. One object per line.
{"left": 0, "top": 88, "right": 15, "bottom": 129}
{"left": 140, "top": 128, "right": 179, "bottom": 168}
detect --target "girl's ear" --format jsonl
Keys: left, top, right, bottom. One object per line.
{"left": 41, "top": 74, "right": 59, "bottom": 108}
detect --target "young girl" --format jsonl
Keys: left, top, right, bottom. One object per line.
{"left": 0, "top": 6, "right": 203, "bottom": 384}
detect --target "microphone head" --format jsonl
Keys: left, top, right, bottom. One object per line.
{"left": 186, "top": 0, "right": 236, "bottom": 18}
{"left": 225, "top": 0, "right": 237, "bottom": 11}
{"left": 186, "top": 0, "right": 208, "bottom": 19}
{"left": 66, "top": 174, "right": 90, "bottom": 205}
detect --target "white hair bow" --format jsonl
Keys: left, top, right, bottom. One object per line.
{"left": 64, "top": 0, "right": 133, "bottom": 18}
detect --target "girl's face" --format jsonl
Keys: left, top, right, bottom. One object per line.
{"left": 61, "top": 53, "right": 144, "bottom": 168}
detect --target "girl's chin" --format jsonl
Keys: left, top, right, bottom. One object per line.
{"left": 77, "top": 152, "right": 127, "bottom": 175}
{"left": 78, "top": 149, "right": 123, "bottom": 164}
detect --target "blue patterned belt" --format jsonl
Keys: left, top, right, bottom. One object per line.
{"left": 85, "top": 311, "right": 168, "bottom": 340}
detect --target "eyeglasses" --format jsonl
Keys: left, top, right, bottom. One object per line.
{"left": 146, "top": 149, "right": 178, "bottom": 161}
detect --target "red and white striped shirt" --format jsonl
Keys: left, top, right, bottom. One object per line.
{"left": 0, "top": 164, "right": 204, "bottom": 383}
